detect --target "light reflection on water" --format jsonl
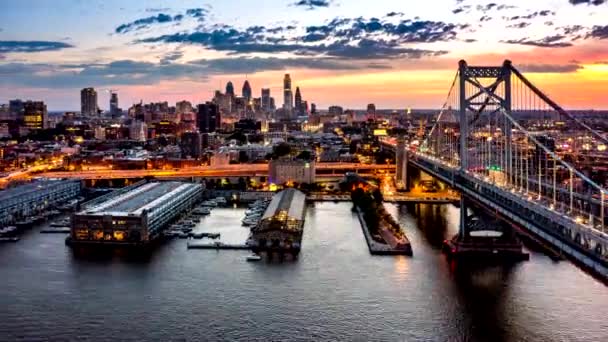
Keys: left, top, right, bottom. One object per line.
{"left": 0, "top": 202, "right": 606, "bottom": 341}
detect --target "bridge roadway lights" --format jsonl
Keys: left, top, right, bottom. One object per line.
{"left": 442, "top": 197, "right": 529, "bottom": 261}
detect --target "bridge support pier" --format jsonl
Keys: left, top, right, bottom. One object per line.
{"left": 444, "top": 196, "right": 529, "bottom": 261}
{"left": 395, "top": 137, "right": 409, "bottom": 191}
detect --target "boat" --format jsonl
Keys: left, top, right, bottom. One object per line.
{"left": 178, "top": 233, "right": 189, "bottom": 239}
{"left": 192, "top": 207, "right": 211, "bottom": 215}
{"left": 50, "top": 219, "right": 70, "bottom": 227}
{"left": 15, "top": 219, "right": 33, "bottom": 230}
{"left": 180, "top": 227, "right": 193, "bottom": 233}
{"left": 246, "top": 254, "right": 262, "bottom": 262}
{"left": 201, "top": 200, "right": 218, "bottom": 207}
{"left": 242, "top": 219, "right": 258, "bottom": 227}
{"left": 0, "top": 237, "right": 20, "bottom": 243}
{"left": 215, "top": 197, "right": 227, "bottom": 206}
{"left": 181, "top": 221, "right": 196, "bottom": 227}
{"left": 192, "top": 232, "right": 204, "bottom": 239}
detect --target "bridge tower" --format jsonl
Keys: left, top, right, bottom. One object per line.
{"left": 395, "top": 136, "right": 408, "bottom": 191}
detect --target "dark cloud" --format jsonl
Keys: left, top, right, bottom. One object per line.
{"left": 506, "top": 10, "right": 555, "bottom": 21}
{"left": 192, "top": 56, "right": 367, "bottom": 73}
{"left": 159, "top": 50, "right": 183, "bottom": 64}
{"left": 502, "top": 35, "right": 573, "bottom": 47}
{"left": 115, "top": 8, "right": 209, "bottom": 34}
{"left": 519, "top": 63, "right": 583, "bottom": 73}
{"left": 569, "top": 0, "right": 606, "bottom": 5}
{"left": 386, "top": 12, "right": 403, "bottom": 17}
{"left": 115, "top": 14, "right": 178, "bottom": 34}
{"left": 587, "top": 25, "right": 608, "bottom": 39}
{"left": 0, "top": 40, "right": 74, "bottom": 53}
{"left": 146, "top": 8, "right": 170, "bottom": 12}
{"left": 137, "top": 16, "right": 459, "bottom": 59}
{"left": 292, "top": 0, "right": 332, "bottom": 9}
{"left": 507, "top": 22, "right": 531, "bottom": 29}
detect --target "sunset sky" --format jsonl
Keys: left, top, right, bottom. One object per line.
{"left": 1, "top": 0, "right": 608, "bottom": 110}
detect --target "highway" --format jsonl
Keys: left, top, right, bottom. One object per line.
{"left": 36, "top": 163, "right": 395, "bottom": 180}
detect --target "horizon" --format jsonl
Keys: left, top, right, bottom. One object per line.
{"left": 2, "top": 0, "right": 608, "bottom": 110}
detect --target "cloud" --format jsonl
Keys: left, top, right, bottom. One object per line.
{"left": 137, "top": 16, "right": 459, "bottom": 59}
{"left": 587, "top": 25, "right": 608, "bottom": 39}
{"left": 519, "top": 63, "right": 583, "bottom": 73}
{"left": 115, "top": 8, "right": 209, "bottom": 34}
{"left": 502, "top": 35, "right": 573, "bottom": 47}
{"left": 569, "top": 0, "right": 606, "bottom": 5}
{"left": 292, "top": 0, "right": 332, "bottom": 9}
{"left": 507, "top": 22, "right": 531, "bottom": 29}
{"left": 0, "top": 56, "right": 391, "bottom": 89}
{"left": 0, "top": 40, "right": 74, "bottom": 53}
{"left": 115, "top": 13, "right": 178, "bottom": 34}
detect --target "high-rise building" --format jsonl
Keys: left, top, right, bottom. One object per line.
{"left": 80, "top": 87, "right": 98, "bottom": 116}
{"left": 242, "top": 80, "right": 252, "bottom": 101}
{"left": 310, "top": 103, "right": 317, "bottom": 115}
{"left": 176, "top": 100, "right": 193, "bottom": 115}
{"left": 283, "top": 74, "right": 293, "bottom": 116}
{"left": 329, "top": 106, "right": 344, "bottom": 116}
{"left": 197, "top": 102, "right": 220, "bottom": 133}
{"left": 23, "top": 101, "right": 47, "bottom": 129}
{"left": 367, "top": 103, "right": 376, "bottom": 119}
{"left": 261, "top": 88, "right": 271, "bottom": 112}
{"left": 129, "top": 121, "right": 147, "bottom": 141}
{"left": 9, "top": 99, "right": 24, "bottom": 120}
{"left": 294, "top": 87, "right": 302, "bottom": 116}
{"left": 226, "top": 81, "right": 235, "bottom": 98}
{"left": 110, "top": 92, "right": 120, "bottom": 117}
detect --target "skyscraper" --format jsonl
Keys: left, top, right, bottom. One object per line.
{"left": 80, "top": 87, "right": 98, "bottom": 116}
{"left": 367, "top": 103, "right": 376, "bottom": 120}
{"left": 197, "top": 102, "right": 220, "bottom": 133}
{"left": 226, "top": 81, "right": 235, "bottom": 98}
{"left": 294, "top": 87, "right": 302, "bottom": 116}
{"left": 23, "top": 101, "right": 47, "bottom": 129}
{"left": 283, "top": 74, "right": 293, "bottom": 116}
{"left": 261, "top": 88, "right": 271, "bottom": 112}
{"left": 110, "top": 92, "right": 120, "bottom": 117}
{"left": 242, "top": 80, "right": 252, "bottom": 101}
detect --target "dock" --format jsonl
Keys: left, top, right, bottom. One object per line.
{"left": 40, "top": 227, "right": 71, "bottom": 234}
{"left": 355, "top": 207, "right": 413, "bottom": 256}
{"left": 187, "top": 242, "right": 250, "bottom": 250}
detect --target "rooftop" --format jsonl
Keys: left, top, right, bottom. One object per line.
{"left": 262, "top": 188, "right": 306, "bottom": 222}
{"left": 0, "top": 179, "right": 77, "bottom": 203}
{"left": 81, "top": 181, "right": 195, "bottom": 217}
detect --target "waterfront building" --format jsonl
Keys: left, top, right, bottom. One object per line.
{"left": 80, "top": 87, "right": 98, "bottom": 116}
{"left": 251, "top": 188, "right": 306, "bottom": 256}
{"left": 70, "top": 181, "right": 202, "bottom": 246}
{"left": 23, "top": 100, "right": 47, "bottom": 129}
{"left": 283, "top": 74, "right": 293, "bottom": 117}
{"left": 197, "top": 102, "right": 220, "bottom": 133}
{"left": 268, "top": 158, "right": 315, "bottom": 185}
{"left": 0, "top": 180, "right": 81, "bottom": 225}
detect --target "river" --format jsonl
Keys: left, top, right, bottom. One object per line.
{"left": 0, "top": 202, "right": 606, "bottom": 341}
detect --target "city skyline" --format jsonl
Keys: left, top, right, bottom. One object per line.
{"left": 2, "top": 0, "right": 608, "bottom": 110}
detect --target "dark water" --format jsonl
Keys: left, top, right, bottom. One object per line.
{"left": 1, "top": 203, "right": 607, "bottom": 341}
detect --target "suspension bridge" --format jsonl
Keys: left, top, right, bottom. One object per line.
{"left": 386, "top": 60, "right": 608, "bottom": 279}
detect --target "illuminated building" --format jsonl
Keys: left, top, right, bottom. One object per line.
{"left": 80, "top": 87, "right": 98, "bottom": 116}
{"left": 226, "top": 81, "right": 235, "bottom": 98}
{"left": 268, "top": 158, "right": 315, "bottom": 184}
{"left": 69, "top": 181, "right": 202, "bottom": 246}
{"left": 367, "top": 103, "right": 376, "bottom": 120}
{"left": 328, "top": 106, "right": 343, "bottom": 116}
{"left": 250, "top": 188, "right": 306, "bottom": 256}
{"left": 197, "top": 102, "right": 220, "bottom": 133}
{"left": 23, "top": 101, "right": 47, "bottom": 129}
{"left": 283, "top": 74, "right": 293, "bottom": 117}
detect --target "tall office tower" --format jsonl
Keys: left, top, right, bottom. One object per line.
{"left": 242, "top": 80, "right": 252, "bottom": 101}
{"left": 23, "top": 101, "right": 47, "bottom": 129}
{"left": 367, "top": 103, "right": 376, "bottom": 120}
{"left": 110, "top": 92, "right": 120, "bottom": 117}
{"left": 9, "top": 99, "right": 24, "bottom": 121}
{"left": 197, "top": 102, "right": 220, "bottom": 133}
{"left": 310, "top": 103, "right": 317, "bottom": 115}
{"left": 80, "top": 87, "right": 98, "bottom": 116}
{"left": 226, "top": 81, "right": 235, "bottom": 98}
{"left": 261, "top": 88, "right": 271, "bottom": 112}
{"left": 176, "top": 100, "right": 193, "bottom": 115}
{"left": 283, "top": 74, "right": 293, "bottom": 116}
{"left": 294, "top": 87, "right": 302, "bottom": 115}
